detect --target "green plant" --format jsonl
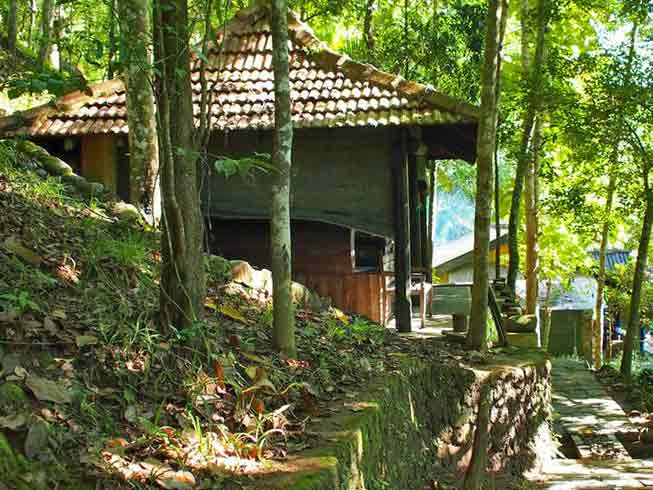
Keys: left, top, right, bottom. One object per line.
{"left": 0, "top": 290, "right": 42, "bottom": 316}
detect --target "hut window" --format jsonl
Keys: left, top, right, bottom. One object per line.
{"left": 353, "top": 231, "right": 386, "bottom": 271}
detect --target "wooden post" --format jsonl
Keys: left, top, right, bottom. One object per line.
{"left": 408, "top": 150, "right": 422, "bottom": 270}
{"left": 416, "top": 143, "right": 429, "bottom": 271}
{"left": 394, "top": 130, "right": 412, "bottom": 333}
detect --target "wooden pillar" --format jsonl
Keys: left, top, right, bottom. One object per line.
{"left": 393, "top": 130, "right": 412, "bottom": 333}
{"left": 416, "top": 143, "right": 429, "bottom": 271}
{"left": 408, "top": 151, "right": 422, "bottom": 270}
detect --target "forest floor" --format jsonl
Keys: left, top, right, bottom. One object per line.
{"left": 0, "top": 141, "right": 507, "bottom": 489}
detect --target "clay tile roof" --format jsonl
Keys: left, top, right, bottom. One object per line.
{"left": 0, "top": 5, "right": 478, "bottom": 137}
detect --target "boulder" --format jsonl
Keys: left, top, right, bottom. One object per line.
{"left": 505, "top": 314, "right": 537, "bottom": 333}
{"left": 61, "top": 174, "right": 105, "bottom": 197}
{"left": 228, "top": 260, "right": 328, "bottom": 310}
{"left": 111, "top": 201, "right": 141, "bottom": 222}
{"left": 38, "top": 155, "right": 73, "bottom": 177}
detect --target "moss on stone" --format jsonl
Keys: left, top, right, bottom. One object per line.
{"left": 243, "top": 352, "right": 551, "bottom": 490}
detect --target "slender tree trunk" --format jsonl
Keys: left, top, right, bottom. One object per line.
{"left": 507, "top": 0, "right": 547, "bottom": 293}
{"left": 29, "top": 0, "right": 38, "bottom": 48}
{"left": 7, "top": 0, "right": 18, "bottom": 55}
{"left": 107, "top": 0, "right": 118, "bottom": 79}
{"left": 118, "top": 0, "right": 159, "bottom": 216}
{"left": 463, "top": 382, "right": 492, "bottom": 490}
{"left": 525, "top": 115, "right": 541, "bottom": 314}
{"left": 154, "top": 0, "right": 205, "bottom": 331}
{"left": 37, "top": 0, "right": 54, "bottom": 70}
{"left": 270, "top": 0, "right": 296, "bottom": 357}
{"left": 363, "top": 0, "right": 375, "bottom": 56}
{"left": 592, "top": 172, "right": 616, "bottom": 369}
{"left": 621, "top": 186, "right": 653, "bottom": 377}
{"left": 467, "top": 0, "right": 508, "bottom": 352}
{"left": 428, "top": 162, "right": 438, "bottom": 276}
{"left": 541, "top": 280, "right": 552, "bottom": 350}
{"left": 494, "top": 137, "right": 501, "bottom": 279}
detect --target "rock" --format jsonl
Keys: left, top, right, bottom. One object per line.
{"left": 228, "top": 259, "right": 327, "bottom": 310}
{"left": 40, "top": 155, "right": 74, "bottom": 177}
{"left": 230, "top": 260, "right": 255, "bottom": 286}
{"left": 62, "top": 174, "right": 105, "bottom": 197}
{"left": 112, "top": 201, "right": 141, "bottom": 222}
{"left": 505, "top": 315, "right": 537, "bottom": 333}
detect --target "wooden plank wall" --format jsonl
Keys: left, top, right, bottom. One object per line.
{"left": 294, "top": 271, "right": 386, "bottom": 324}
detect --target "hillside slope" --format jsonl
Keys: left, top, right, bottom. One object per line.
{"left": 0, "top": 140, "right": 446, "bottom": 489}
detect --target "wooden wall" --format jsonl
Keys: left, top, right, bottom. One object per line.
{"left": 207, "top": 219, "right": 354, "bottom": 274}
{"left": 294, "top": 271, "right": 386, "bottom": 324}
{"left": 208, "top": 218, "right": 388, "bottom": 323}
{"left": 201, "top": 126, "right": 397, "bottom": 238}
{"left": 81, "top": 134, "right": 118, "bottom": 193}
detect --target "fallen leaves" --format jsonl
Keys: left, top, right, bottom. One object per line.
{"left": 26, "top": 375, "right": 72, "bottom": 404}
{"left": 218, "top": 304, "right": 250, "bottom": 325}
{"left": 103, "top": 453, "right": 197, "bottom": 490}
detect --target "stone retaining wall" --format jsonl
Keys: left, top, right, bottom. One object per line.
{"left": 250, "top": 351, "right": 551, "bottom": 489}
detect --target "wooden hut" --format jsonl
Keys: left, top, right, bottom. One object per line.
{"left": 0, "top": 6, "right": 479, "bottom": 331}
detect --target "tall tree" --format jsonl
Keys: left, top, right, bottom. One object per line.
{"left": 363, "top": 0, "right": 375, "bottom": 55}
{"left": 118, "top": 0, "right": 159, "bottom": 216}
{"left": 592, "top": 170, "right": 616, "bottom": 368}
{"left": 523, "top": 0, "right": 548, "bottom": 315}
{"left": 467, "top": 0, "right": 508, "bottom": 352}
{"left": 37, "top": 0, "right": 54, "bottom": 70}
{"left": 622, "top": 161, "right": 653, "bottom": 377}
{"left": 617, "top": 20, "right": 650, "bottom": 378}
{"left": 7, "top": 0, "right": 18, "bottom": 55}
{"left": 506, "top": 0, "right": 548, "bottom": 293}
{"left": 525, "top": 115, "right": 541, "bottom": 314}
{"left": 153, "top": 0, "right": 205, "bottom": 331}
{"left": 270, "top": 0, "right": 296, "bottom": 356}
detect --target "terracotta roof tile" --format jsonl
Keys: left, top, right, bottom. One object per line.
{"left": 1, "top": 6, "right": 477, "bottom": 137}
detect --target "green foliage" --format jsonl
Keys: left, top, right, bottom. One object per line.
{"left": 606, "top": 262, "right": 653, "bottom": 325}
{"left": 212, "top": 153, "right": 276, "bottom": 179}
{"left": 0, "top": 290, "right": 42, "bottom": 316}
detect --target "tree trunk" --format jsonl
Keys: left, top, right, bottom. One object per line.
{"left": 621, "top": 187, "right": 653, "bottom": 377}
{"left": 7, "top": 0, "right": 18, "bottom": 55}
{"left": 107, "top": 0, "right": 118, "bottom": 79}
{"left": 29, "top": 0, "right": 38, "bottom": 49}
{"left": 524, "top": 115, "right": 541, "bottom": 314}
{"left": 541, "top": 280, "right": 552, "bottom": 350}
{"left": 270, "top": 0, "right": 296, "bottom": 357}
{"left": 463, "top": 382, "right": 492, "bottom": 490}
{"left": 363, "top": 0, "right": 375, "bottom": 55}
{"left": 592, "top": 172, "right": 616, "bottom": 369}
{"left": 154, "top": 0, "right": 205, "bottom": 332}
{"left": 118, "top": 0, "right": 159, "bottom": 216}
{"left": 467, "top": 0, "right": 508, "bottom": 352}
{"left": 507, "top": 0, "right": 547, "bottom": 293}
{"left": 38, "top": 0, "right": 54, "bottom": 70}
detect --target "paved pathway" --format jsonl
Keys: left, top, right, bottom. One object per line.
{"left": 530, "top": 358, "right": 653, "bottom": 489}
